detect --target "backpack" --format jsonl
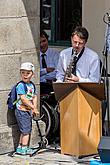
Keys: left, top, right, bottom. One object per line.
{"left": 7, "top": 81, "right": 36, "bottom": 110}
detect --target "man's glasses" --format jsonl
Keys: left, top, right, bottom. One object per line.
{"left": 72, "top": 40, "right": 85, "bottom": 46}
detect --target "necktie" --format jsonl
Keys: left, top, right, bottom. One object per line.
{"left": 72, "top": 47, "right": 85, "bottom": 75}
{"left": 72, "top": 56, "right": 78, "bottom": 76}
{"left": 41, "top": 54, "right": 47, "bottom": 68}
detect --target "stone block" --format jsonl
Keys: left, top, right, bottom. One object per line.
{"left": 0, "top": 0, "right": 20, "bottom": 17}
{"left": 0, "top": 120, "right": 46, "bottom": 154}
{"left": 21, "top": 0, "right": 40, "bottom": 17}
{"left": 0, "top": 124, "right": 19, "bottom": 154}
{"left": 20, "top": 17, "right": 39, "bottom": 51}
{"left": 0, "top": 55, "right": 21, "bottom": 90}
{"left": 0, "top": 19, "right": 21, "bottom": 54}
{"left": 0, "top": 53, "right": 39, "bottom": 90}
{"left": 0, "top": 18, "right": 39, "bottom": 54}
{"left": 0, "top": 0, "right": 39, "bottom": 17}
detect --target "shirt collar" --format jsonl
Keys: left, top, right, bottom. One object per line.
{"left": 40, "top": 49, "right": 49, "bottom": 56}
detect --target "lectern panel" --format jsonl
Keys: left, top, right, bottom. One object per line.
{"left": 53, "top": 83, "right": 103, "bottom": 156}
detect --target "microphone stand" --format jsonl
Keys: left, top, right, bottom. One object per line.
{"left": 103, "top": 13, "right": 110, "bottom": 135}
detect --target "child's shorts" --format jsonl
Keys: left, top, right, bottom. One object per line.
{"left": 15, "top": 109, "right": 32, "bottom": 134}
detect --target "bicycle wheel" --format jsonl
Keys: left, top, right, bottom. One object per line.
{"left": 40, "top": 101, "right": 60, "bottom": 141}
{"left": 41, "top": 102, "right": 51, "bottom": 136}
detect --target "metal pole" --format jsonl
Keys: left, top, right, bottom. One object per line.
{"left": 103, "top": 13, "right": 110, "bottom": 135}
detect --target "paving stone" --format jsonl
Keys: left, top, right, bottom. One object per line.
{"left": 0, "top": 148, "right": 99, "bottom": 165}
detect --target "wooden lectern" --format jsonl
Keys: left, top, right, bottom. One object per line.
{"left": 53, "top": 82, "right": 105, "bottom": 157}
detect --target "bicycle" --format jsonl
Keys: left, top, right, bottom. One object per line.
{"left": 40, "top": 93, "right": 60, "bottom": 144}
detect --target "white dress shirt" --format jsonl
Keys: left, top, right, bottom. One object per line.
{"left": 40, "top": 48, "right": 59, "bottom": 82}
{"left": 56, "top": 47, "right": 101, "bottom": 82}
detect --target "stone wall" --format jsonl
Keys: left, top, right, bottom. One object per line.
{"left": 0, "top": 0, "right": 40, "bottom": 154}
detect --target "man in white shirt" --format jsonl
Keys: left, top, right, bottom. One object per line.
{"left": 40, "top": 30, "right": 59, "bottom": 94}
{"left": 56, "top": 26, "right": 100, "bottom": 83}
{"left": 56, "top": 26, "right": 108, "bottom": 135}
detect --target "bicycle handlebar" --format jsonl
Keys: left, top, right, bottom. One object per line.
{"left": 40, "top": 92, "right": 55, "bottom": 100}
{"left": 33, "top": 114, "right": 44, "bottom": 121}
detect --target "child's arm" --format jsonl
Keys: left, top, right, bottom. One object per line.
{"left": 20, "top": 94, "right": 39, "bottom": 116}
{"left": 32, "top": 95, "right": 39, "bottom": 116}
{"left": 20, "top": 94, "right": 34, "bottom": 110}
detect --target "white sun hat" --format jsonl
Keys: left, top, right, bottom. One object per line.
{"left": 20, "top": 62, "right": 35, "bottom": 72}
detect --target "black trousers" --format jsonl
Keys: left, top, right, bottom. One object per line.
{"left": 40, "top": 82, "right": 54, "bottom": 95}
{"left": 40, "top": 82, "right": 57, "bottom": 107}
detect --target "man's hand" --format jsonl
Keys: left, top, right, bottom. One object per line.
{"left": 46, "top": 67, "right": 55, "bottom": 73}
{"left": 66, "top": 74, "right": 79, "bottom": 82}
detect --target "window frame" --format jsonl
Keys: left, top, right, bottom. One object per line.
{"left": 41, "top": 0, "right": 82, "bottom": 47}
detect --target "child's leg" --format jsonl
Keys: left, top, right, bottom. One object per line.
{"left": 18, "top": 134, "right": 22, "bottom": 145}
{"left": 15, "top": 110, "right": 32, "bottom": 154}
{"left": 18, "top": 134, "right": 30, "bottom": 146}
{"left": 16, "top": 133, "right": 30, "bottom": 155}
{"left": 20, "top": 133, "right": 34, "bottom": 155}
{"left": 21, "top": 133, "right": 30, "bottom": 146}
{"left": 16, "top": 134, "right": 22, "bottom": 153}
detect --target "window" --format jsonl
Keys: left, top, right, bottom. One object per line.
{"left": 40, "top": 0, "right": 82, "bottom": 46}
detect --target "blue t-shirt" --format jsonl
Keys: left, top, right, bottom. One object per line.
{"left": 16, "top": 82, "right": 36, "bottom": 111}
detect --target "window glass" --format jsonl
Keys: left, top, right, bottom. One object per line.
{"left": 40, "top": 0, "right": 51, "bottom": 30}
{"left": 40, "top": 0, "right": 51, "bottom": 40}
{"left": 40, "top": 0, "right": 82, "bottom": 45}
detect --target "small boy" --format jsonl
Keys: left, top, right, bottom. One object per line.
{"left": 15, "top": 62, "right": 39, "bottom": 155}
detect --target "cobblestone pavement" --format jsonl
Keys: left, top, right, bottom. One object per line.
{"left": 0, "top": 146, "right": 99, "bottom": 165}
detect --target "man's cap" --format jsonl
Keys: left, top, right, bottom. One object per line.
{"left": 20, "top": 62, "right": 35, "bottom": 72}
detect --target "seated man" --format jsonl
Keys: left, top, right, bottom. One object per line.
{"left": 40, "top": 30, "right": 59, "bottom": 105}
{"left": 40, "top": 30, "right": 60, "bottom": 144}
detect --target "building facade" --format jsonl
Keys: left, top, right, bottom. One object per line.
{"left": 0, "top": 0, "right": 40, "bottom": 153}
{"left": 0, "top": 0, "right": 110, "bottom": 153}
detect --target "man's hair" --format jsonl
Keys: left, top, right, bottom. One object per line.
{"left": 40, "top": 30, "right": 49, "bottom": 40}
{"left": 71, "top": 26, "right": 89, "bottom": 42}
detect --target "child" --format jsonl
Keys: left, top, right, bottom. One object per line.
{"left": 15, "top": 62, "right": 39, "bottom": 155}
